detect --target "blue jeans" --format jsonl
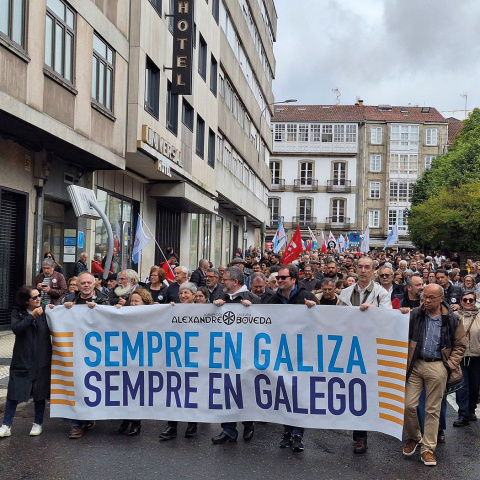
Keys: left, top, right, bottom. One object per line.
{"left": 417, "top": 388, "right": 447, "bottom": 432}
{"left": 456, "top": 357, "right": 480, "bottom": 419}
{"left": 3, "top": 399, "right": 45, "bottom": 426}
{"left": 221, "top": 421, "right": 254, "bottom": 439}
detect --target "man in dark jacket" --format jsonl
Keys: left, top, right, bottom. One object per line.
{"left": 211, "top": 267, "right": 259, "bottom": 444}
{"left": 266, "top": 263, "right": 318, "bottom": 452}
{"left": 190, "top": 259, "right": 209, "bottom": 287}
{"left": 403, "top": 284, "right": 465, "bottom": 467}
{"left": 205, "top": 268, "right": 223, "bottom": 302}
{"left": 250, "top": 272, "right": 275, "bottom": 303}
{"left": 435, "top": 268, "right": 462, "bottom": 310}
{"left": 74, "top": 252, "right": 88, "bottom": 276}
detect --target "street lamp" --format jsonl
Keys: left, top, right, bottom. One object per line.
{"left": 258, "top": 99, "right": 297, "bottom": 253}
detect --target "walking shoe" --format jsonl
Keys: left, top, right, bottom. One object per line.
{"left": 211, "top": 432, "right": 237, "bottom": 444}
{"left": 421, "top": 451, "right": 437, "bottom": 466}
{"left": 84, "top": 420, "right": 96, "bottom": 431}
{"left": 453, "top": 416, "right": 470, "bottom": 427}
{"left": 279, "top": 432, "right": 293, "bottom": 448}
{"left": 403, "top": 438, "right": 422, "bottom": 456}
{"left": 29, "top": 423, "right": 43, "bottom": 436}
{"left": 185, "top": 424, "right": 197, "bottom": 438}
{"left": 292, "top": 435, "right": 304, "bottom": 452}
{"left": 437, "top": 430, "right": 446, "bottom": 444}
{"left": 0, "top": 425, "right": 11, "bottom": 437}
{"left": 468, "top": 413, "right": 477, "bottom": 421}
{"left": 353, "top": 439, "right": 368, "bottom": 454}
{"left": 159, "top": 426, "right": 177, "bottom": 441}
{"left": 69, "top": 425, "right": 84, "bottom": 439}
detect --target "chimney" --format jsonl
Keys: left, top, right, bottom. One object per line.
{"left": 358, "top": 99, "right": 363, "bottom": 106}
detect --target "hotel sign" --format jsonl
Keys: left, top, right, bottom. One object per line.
{"left": 172, "top": 0, "right": 194, "bottom": 95}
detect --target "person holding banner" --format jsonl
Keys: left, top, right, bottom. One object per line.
{"left": 338, "top": 256, "right": 392, "bottom": 454}
{"left": 211, "top": 267, "right": 260, "bottom": 444}
{"left": 159, "top": 282, "right": 199, "bottom": 441}
{"left": 266, "top": 263, "right": 318, "bottom": 452}
{"left": 0, "top": 287, "right": 52, "bottom": 438}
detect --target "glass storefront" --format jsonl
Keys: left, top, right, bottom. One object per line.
{"left": 214, "top": 215, "right": 223, "bottom": 267}
{"left": 202, "top": 214, "right": 211, "bottom": 260}
{"left": 189, "top": 213, "right": 199, "bottom": 271}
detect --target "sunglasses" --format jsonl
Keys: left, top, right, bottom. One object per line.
{"left": 378, "top": 274, "right": 392, "bottom": 278}
{"left": 277, "top": 275, "right": 291, "bottom": 281}
{"left": 462, "top": 298, "right": 475, "bottom": 304}
{"left": 30, "top": 295, "right": 40, "bottom": 300}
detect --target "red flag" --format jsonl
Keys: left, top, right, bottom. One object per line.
{"left": 281, "top": 225, "right": 303, "bottom": 264}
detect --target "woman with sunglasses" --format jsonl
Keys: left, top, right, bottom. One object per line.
{"left": 0, "top": 287, "right": 52, "bottom": 438}
{"left": 453, "top": 291, "right": 480, "bottom": 427}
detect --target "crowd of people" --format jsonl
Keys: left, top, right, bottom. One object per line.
{"left": 1, "top": 246, "right": 479, "bottom": 467}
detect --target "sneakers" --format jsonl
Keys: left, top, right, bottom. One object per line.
{"left": 421, "top": 451, "right": 437, "bottom": 466}
{"left": 279, "top": 432, "right": 293, "bottom": 448}
{"left": 403, "top": 438, "right": 422, "bottom": 456}
{"left": 292, "top": 435, "right": 304, "bottom": 452}
{"left": 30, "top": 423, "right": 43, "bottom": 436}
{"left": 0, "top": 425, "right": 11, "bottom": 437}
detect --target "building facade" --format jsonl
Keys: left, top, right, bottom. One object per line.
{"left": 268, "top": 103, "right": 448, "bottom": 249}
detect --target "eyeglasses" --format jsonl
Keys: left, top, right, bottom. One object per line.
{"left": 462, "top": 298, "right": 475, "bottom": 304}
{"left": 423, "top": 294, "right": 443, "bottom": 301}
{"left": 277, "top": 275, "right": 291, "bottom": 281}
{"left": 30, "top": 295, "right": 40, "bottom": 300}
{"left": 378, "top": 274, "right": 392, "bottom": 278}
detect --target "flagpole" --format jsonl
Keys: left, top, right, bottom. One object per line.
{"left": 138, "top": 214, "right": 175, "bottom": 277}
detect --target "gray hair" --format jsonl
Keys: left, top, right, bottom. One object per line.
{"left": 94, "top": 253, "right": 102, "bottom": 261}
{"left": 251, "top": 272, "right": 266, "bottom": 282}
{"left": 321, "top": 278, "right": 335, "bottom": 287}
{"left": 122, "top": 269, "right": 140, "bottom": 284}
{"left": 179, "top": 282, "right": 197, "bottom": 294}
{"left": 77, "top": 272, "right": 95, "bottom": 285}
{"left": 205, "top": 268, "right": 219, "bottom": 278}
{"left": 268, "top": 273, "right": 278, "bottom": 282}
{"left": 176, "top": 266, "right": 188, "bottom": 275}
{"left": 225, "top": 266, "right": 245, "bottom": 285}
{"left": 378, "top": 265, "right": 394, "bottom": 275}
{"left": 42, "top": 258, "right": 55, "bottom": 267}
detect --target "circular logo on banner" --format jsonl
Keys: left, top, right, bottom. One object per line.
{"left": 223, "top": 311, "right": 236, "bottom": 325}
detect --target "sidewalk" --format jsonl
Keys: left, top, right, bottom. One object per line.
{"left": 0, "top": 329, "right": 14, "bottom": 411}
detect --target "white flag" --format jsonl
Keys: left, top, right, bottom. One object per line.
{"left": 360, "top": 226, "right": 370, "bottom": 253}
{"left": 383, "top": 222, "right": 399, "bottom": 250}
{"left": 132, "top": 216, "right": 151, "bottom": 264}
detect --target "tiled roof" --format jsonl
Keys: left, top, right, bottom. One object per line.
{"left": 446, "top": 117, "right": 464, "bottom": 145}
{"left": 272, "top": 104, "right": 447, "bottom": 124}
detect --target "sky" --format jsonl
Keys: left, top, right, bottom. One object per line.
{"left": 273, "top": 0, "right": 480, "bottom": 118}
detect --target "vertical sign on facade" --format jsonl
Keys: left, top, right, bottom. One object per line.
{"left": 172, "top": 0, "right": 194, "bottom": 95}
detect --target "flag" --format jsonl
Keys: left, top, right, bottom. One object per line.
{"left": 338, "top": 234, "right": 345, "bottom": 252}
{"left": 344, "top": 234, "right": 349, "bottom": 250}
{"left": 383, "top": 221, "right": 399, "bottom": 250}
{"left": 304, "top": 239, "right": 313, "bottom": 251}
{"left": 308, "top": 227, "right": 318, "bottom": 250}
{"left": 281, "top": 225, "right": 303, "bottom": 264}
{"left": 273, "top": 217, "right": 287, "bottom": 253}
{"left": 132, "top": 215, "right": 151, "bottom": 264}
{"left": 320, "top": 230, "right": 327, "bottom": 253}
{"left": 360, "top": 226, "right": 370, "bottom": 253}
{"left": 327, "top": 231, "right": 337, "bottom": 250}
{"left": 113, "top": 217, "right": 121, "bottom": 254}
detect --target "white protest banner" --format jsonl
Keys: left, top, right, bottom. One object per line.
{"left": 46, "top": 304, "right": 408, "bottom": 440}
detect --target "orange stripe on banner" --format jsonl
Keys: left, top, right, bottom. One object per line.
{"left": 51, "top": 369, "right": 74, "bottom": 377}
{"left": 378, "top": 381, "right": 405, "bottom": 393}
{"left": 378, "top": 391, "right": 404, "bottom": 404}
{"left": 377, "top": 370, "right": 406, "bottom": 382}
{"left": 52, "top": 360, "right": 73, "bottom": 367}
{"left": 379, "top": 402, "right": 404, "bottom": 415}
{"left": 377, "top": 349, "right": 408, "bottom": 359}
{"left": 51, "top": 389, "right": 75, "bottom": 397}
{"left": 377, "top": 359, "right": 406, "bottom": 370}
{"left": 50, "top": 399, "right": 76, "bottom": 406}
{"left": 52, "top": 341, "right": 74, "bottom": 347}
{"left": 51, "top": 379, "right": 75, "bottom": 387}
{"left": 52, "top": 350, "right": 73, "bottom": 357}
{"left": 379, "top": 413, "right": 404, "bottom": 426}
{"left": 376, "top": 338, "right": 408, "bottom": 349}
{"left": 51, "top": 332, "right": 74, "bottom": 337}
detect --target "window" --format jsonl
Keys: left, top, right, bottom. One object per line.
{"left": 388, "top": 208, "right": 408, "bottom": 233}
{"left": 389, "top": 181, "right": 411, "bottom": 202}
{"left": 322, "top": 124, "right": 333, "bottom": 142}
{"left": 425, "top": 128, "right": 438, "bottom": 146}
{"left": 196, "top": 115, "right": 205, "bottom": 158}
{"left": 210, "top": 55, "right": 217, "bottom": 95}
{"left": 331, "top": 199, "right": 345, "bottom": 223}
{"left": 286, "top": 123, "right": 297, "bottom": 142}
{"left": 212, "top": 0, "right": 219, "bottom": 24}
{"left": 148, "top": 0, "right": 162, "bottom": 15}
{"left": 368, "top": 210, "right": 380, "bottom": 228}
{"left": 369, "top": 181, "right": 381, "bottom": 199}
{"left": 0, "top": 0, "right": 25, "bottom": 47}
{"left": 168, "top": 0, "right": 174, "bottom": 33}
{"left": 45, "top": 0, "right": 75, "bottom": 83}
{"left": 311, "top": 124, "right": 321, "bottom": 142}
{"left": 390, "top": 154, "right": 418, "bottom": 175}
{"left": 198, "top": 35, "right": 207, "bottom": 80}
{"left": 346, "top": 125, "right": 357, "bottom": 142}
{"left": 370, "top": 154, "right": 382, "bottom": 172}
{"left": 300, "top": 162, "right": 313, "bottom": 185}
{"left": 334, "top": 125, "right": 345, "bottom": 142}
{"left": 145, "top": 56, "right": 160, "bottom": 118}
{"left": 274, "top": 124, "right": 285, "bottom": 141}
{"left": 299, "top": 199, "right": 312, "bottom": 221}
{"left": 333, "top": 162, "right": 346, "bottom": 185}
{"left": 298, "top": 124, "right": 309, "bottom": 142}
{"left": 166, "top": 80, "right": 178, "bottom": 135}
{"left": 370, "top": 127, "right": 382, "bottom": 144}
{"left": 425, "top": 156, "right": 434, "bottom": 170}
{"left": 182, "top": 99, "right": 194, "bottom": 130}
{"left": 268, "top": 198, "right": 279, "bottom": 223}
{"left": 270, "top": 161, "right": 280, "bottom": 184}
{"left": 92, "top": 32, "right": 114, "bottom": 111}
{"left": 208, "top": 129, "right": 215, "bottom": 168}
{"left": 390, "top": 124, "right": 419, "bottom": 149}
{"left": 202, "top": 214, "right": 211, "bottom": 259}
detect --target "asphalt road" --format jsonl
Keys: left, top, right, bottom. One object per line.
{"left": 1, "top": 401, "right": 480, "bottom": 480}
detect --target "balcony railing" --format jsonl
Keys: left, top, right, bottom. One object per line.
{"left": 293, "top": 179, "right": 319, "bottom": 192}
{"left": 326, "top": 180, "right": 352, "bottom": 193}
{"left": 292, "top": 216, "right": 317, "bottom": 229}
{"left": 270, "top": 179, "right": 286, "bottom": 191}
{"left": 325, "top": 216, "right": 351, "bottom": 230}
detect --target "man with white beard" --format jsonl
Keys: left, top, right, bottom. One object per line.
{"left": 112, "top": 269, "right": 140, "bottom": 306}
